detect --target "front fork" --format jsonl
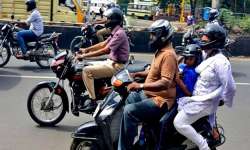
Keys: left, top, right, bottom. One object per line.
{"left": 0, "top": 34, "right": 9, "bottom": 54}
{"left": 44, "top": 79, "right": 65, "bottom": 109}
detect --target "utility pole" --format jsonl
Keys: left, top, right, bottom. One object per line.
{"left": 50, "top": 0, "right": 53, "bottom": 21}
{"left": 212, "top": 0, "right": 220, "bottom": 8}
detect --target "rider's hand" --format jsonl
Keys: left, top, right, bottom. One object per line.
{"left": 75, "top": 54, "right": 84, "bottom": 61}
{"left": 80, "top": 48, "right": 89, "bottom": 54}
{"left": 127, "top": 82, "right": 142, "bottom": 91}
{"left": 130, "top": 73, "right": 137, "bottom": 78}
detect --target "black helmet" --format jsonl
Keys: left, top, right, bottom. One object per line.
{"left": 148, "top": 19, "right": 174, "bottom": 51}
{"left": 209, "top": 8, "right": 219, "bottom": 21}
{"left": 182, "top": 44, "right": 202, "bottom": 66}
{"left": 200, "top": 24, "right": 226, "bottom": 50}
{"left": 106, "top": 2, "right": 116, "bottom": 9}
{"left": 104, "top": 7, "right": 123, "bottom": 29}
{"left": 26, "top": 0, "right": 36, "bottom": 12}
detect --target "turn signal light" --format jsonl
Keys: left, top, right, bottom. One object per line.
{"left": 112, "top": 79, "right": 123, "bottom": 87}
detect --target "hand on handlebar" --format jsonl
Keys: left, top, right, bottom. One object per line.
{"left": 74, "top": 53, "right": 85, "bottom": 62}
{"left": 127, "top": 82, "right": 142, "bottom": 92}
{"left": 129, "top": 73, "right": 137, "bottom": 79}
{"left": 79, "top": 48, "right": 89, "bottom": 54}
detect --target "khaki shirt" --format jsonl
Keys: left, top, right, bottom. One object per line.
{"left": 144, "top": 47, "right": 178, "bottom": 109}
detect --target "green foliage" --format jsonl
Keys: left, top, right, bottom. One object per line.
{"left": 239, "top": 16, "right": 250, "bottom": 33}
{"left": 219, "top": 8, "right": 250, "bottom": 33}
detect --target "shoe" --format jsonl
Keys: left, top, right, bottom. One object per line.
{"left": 72, "top": 106, "right": 79, "bottom": 116}
{"left": 16, "top": 51, "right": 24, "bottom": 59}
{"left": 82, "top": 100, "right": 97, "bottom": 113}
{"left": 71, "top": 102, "right": 79, "bottom": 116}
{"left": 16, "top": 51, "right": 30, "bottom": 59}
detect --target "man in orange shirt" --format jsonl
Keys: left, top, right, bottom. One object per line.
{"left": 118, "top": 19, "right": 178, "bottom": 150}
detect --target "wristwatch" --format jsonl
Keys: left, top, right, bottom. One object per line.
{"left": 140, "top": 84, "right": 144, "bottom": 90}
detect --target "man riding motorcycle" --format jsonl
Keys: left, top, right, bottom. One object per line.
{"left": 118, "top": 19, "right": 178, "bottom": 150}
{"left": 207, "top": 8, "right": 220, "bottom": 26}
{"left": 75, "top": 7, "right": 129, "bottom": 113}
{"left": 16, "top": 0, "right": 44, "bottom": 58}
{"left": 90, "top": 2, "right": 120, "bottom": 42}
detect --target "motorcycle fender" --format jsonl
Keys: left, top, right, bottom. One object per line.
{"left": 36, "top": 81, "right": 69, "bottom": 112}
{"left": 71, "top": 121, "right": 101, "bottom": 140}
{"left": 74, "top": 36, "right": 86, "bottom": 43}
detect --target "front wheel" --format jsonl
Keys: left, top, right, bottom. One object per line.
{"left": 27, "top": 83, "right": 67, "bottom": 126}
{"left": 0, "top": 41, "right": 11, "bottom": 67}
{"left": 70, "top": 139, "right": 100, "bottom": 150}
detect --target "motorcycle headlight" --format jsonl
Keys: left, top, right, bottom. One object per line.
{"left": 1, "top": 24, "right": 7, "bottom": 31}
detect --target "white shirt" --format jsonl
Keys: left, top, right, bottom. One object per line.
{"left": 26, "top": 9, "right": 44, "bottom": 36}
{"left": 178, "top": 53, "right": 236, "bottom": 115}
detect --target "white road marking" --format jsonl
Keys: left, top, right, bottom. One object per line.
{"left": 236, "top": 82, "right": 250, "bottom": 86}
{"left": 0, "top": 74, "right": 249, "bottom": 86}
{"left": 0, "top": 74, "right": 56, "bottom": 79}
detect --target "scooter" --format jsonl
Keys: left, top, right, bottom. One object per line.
{"left": 70, "top": 57, "right": 225, "bottom": 150}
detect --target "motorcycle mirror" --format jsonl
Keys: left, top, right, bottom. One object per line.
{"left": 11, "top": 14, "right": 15, "bottom": 20}
{"left": 129, "top": 55, "right": 135, "bottom": 64}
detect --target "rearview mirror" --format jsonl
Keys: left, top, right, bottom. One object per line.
{"left": 129, "top": 55, "right": 135, "bottom": 64}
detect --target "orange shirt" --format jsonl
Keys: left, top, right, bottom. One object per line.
{"left": 144, "top": 46, "right": 178, "bottom": 109}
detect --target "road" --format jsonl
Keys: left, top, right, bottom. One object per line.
{"left": 0, "top": 54, "right": 250, "bottom": 150}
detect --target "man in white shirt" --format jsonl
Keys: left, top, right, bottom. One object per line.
{"left": 16, "top": 0, "right": 44, "bottom": 58}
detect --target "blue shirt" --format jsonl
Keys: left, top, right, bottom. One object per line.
{"left": 176, "top": 64, "right": 198, "bottom": 99}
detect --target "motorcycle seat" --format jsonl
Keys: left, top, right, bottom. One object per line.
{"left": 127, "top": 62, "right": 150, "bottom": 73}
{"left": 38, "top": 33, "right": 53, "bottom": 40}
{"left": 26, "top": 33, "right": 54, "bottom": 47}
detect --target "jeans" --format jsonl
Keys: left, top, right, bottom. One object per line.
{"left": 157, "top": 103, "right": 178, "bottom": 150}
{"left": 118, "top": 91, "right": 167, "bottom": 150}
{"left": 16, "top": 30, "right": 37, "bottom": 54}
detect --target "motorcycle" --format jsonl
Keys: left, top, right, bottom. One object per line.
{"left": 180, "top": 25, "right": 235, "bottom": 60}
{"left": 70, "top": 23, "right": 105, "bottom": 53}
{"left": 70, "top": 59, "right": 225, "bottom": 150}
{"left": 0, "top": 23, "right": 61, "bottom": 68}
{"left": 27, "top": 48, "right": 147, "bottom": 126}
{"left": 70, "top": 23, "right": 134, "bottom": 53}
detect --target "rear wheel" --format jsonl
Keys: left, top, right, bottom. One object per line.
{"left": 0, "top": 41, "right": 11, "bottom": 67}
{"left": 35, "top": 44, "right": 56, "bottom": 69}
{"left": 27, "top": 84, "right": 66, "bottom": 126}
{"left": 70, "top": 139, "right": 100, "bottom": 150}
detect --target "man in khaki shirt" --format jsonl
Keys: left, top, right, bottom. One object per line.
{"left": 118, "top": 20, "right": 178, "bottom": 150}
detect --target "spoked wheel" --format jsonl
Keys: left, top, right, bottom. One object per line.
{"left": 27, "top": 84, "right": 66, "bottom": 126}
{"left": 36, "top": 45, "right": 56, "bottom": 69}
{"left": 70, "top": 139, "right": 99, "bottom": 150}
{"left": 0, "top": 41, "right": 11, "bottom": 67}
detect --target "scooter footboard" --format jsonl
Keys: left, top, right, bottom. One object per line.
{"left": 72, "top": 121, "right": 101, "bottom": 140}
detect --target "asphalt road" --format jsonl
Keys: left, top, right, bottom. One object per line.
{"left": 0, "top": 54, "right": 250, "bottom": 150}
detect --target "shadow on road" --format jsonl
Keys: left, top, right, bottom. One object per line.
{"left": 5, "top": 66, "right": 52, "bottom": 73}
{"left": 0, "top": 70, "right": 21, "bottom": 91}
{"left": 36, "top": 125, "right": 79, "bottom": 133}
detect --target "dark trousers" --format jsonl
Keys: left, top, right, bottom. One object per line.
{"left": 118, "top": 91, "right": 167, "bottom": 150}
{"left": 157, "top": 103, "right": 178, "bottom": 150}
